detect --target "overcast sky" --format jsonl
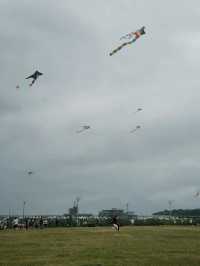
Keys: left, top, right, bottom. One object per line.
{"left": 1, "top": 0, "right": 200, "bottom": 215}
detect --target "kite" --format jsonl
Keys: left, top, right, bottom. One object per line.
{"left": 76, "top": 125, "right": 91, "bottom": 133}
{"left": 28, "top": 171, "right": 34, "bottom": 175}
{"left": 194, "top": 191, "right": 200, "bottom": 198}
{"left": 130, "top": 125, "right": 141, "bottom": 133}
{"left": 134, "top": 108, "right": 143, "bottom": 114}
{"left": 109, "top": 26, "right": 146, "bottom": 56}
{"left": 26, "top": 70, "right": 43, "bottom": 86}
{"left": 16, "top": 85, "right": 20, "bottom": 89}
{"left": 120, "top": 26, "right": 146, "bottom": 40}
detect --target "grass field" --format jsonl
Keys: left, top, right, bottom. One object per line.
{"left": 1, "top": 226, "right": 200, "bottom": 266}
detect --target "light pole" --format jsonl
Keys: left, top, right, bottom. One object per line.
{"left": 168, "top": 200, "right": 174, "bottom": 221}
{"left": 23, "top": 201, "right": 26, "bottom": 221}
{"left": 126, "top": 203, "right": 129, "bottom": 214}
{"left": 76, "top": 197, "right": 80, "bottom": 226}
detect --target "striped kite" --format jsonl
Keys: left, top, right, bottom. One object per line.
{"left": 109, "top": 26, "right": 146, "bottom": 56}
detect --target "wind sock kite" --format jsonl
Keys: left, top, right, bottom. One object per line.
{"left": 109, "top": 26, "right": 146, "bottom": 56}
{"left": 26, "top": 70, "right": 43, "bottom": 86}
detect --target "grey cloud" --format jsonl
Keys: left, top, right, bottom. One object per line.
{"left": 1, "top": 0, "right": 200, "bottom": 215}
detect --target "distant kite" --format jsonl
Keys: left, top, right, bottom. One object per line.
{"left": 28, "top": 171, "right": 34, "bottom": 175}
{"left": 134, "top": 108, "right": 143, "bottom": 114}
{"left": 130, "top": 125, "right": 141, "bottom": 133}
{"left": 16, "top": 85, "right": 20, "bottom": 89}
{"left": 109, "top": 26, "right": 146, "bottom": 56}
{"left": 26, "top": 70, "right": 43, "bottom": 86}
{"left": 194, "top": 191, "right": 200, "bottom": 198}
{"left": 77, "top": 125, "right": 91, "bottom": 133}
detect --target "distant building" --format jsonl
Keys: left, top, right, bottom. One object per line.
{"left": 78, "top": 213, "right": 93, "bottom": 219}
{"left": 127, "top": 211, "right": 137, "bottom": 219}
{"left": 69, "top": 206, "right": 78, "bottom": 217}
{"left": 99, "top": 208, "right": 124, "bottom": 218}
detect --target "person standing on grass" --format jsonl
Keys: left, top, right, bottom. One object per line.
{"left": 39, "top": 216, "right": 43, "bottom": 229}
{"left": 13, "top": 217, "right": 19, "bottom": 229}
{"left": 55, "top": 217, "right": 58, "bottom": 227}
{"left": 25, "top": 218, "right": 29, "bottom": 230}
{"left": 43, "top": 219, "right": 48, "bottom": 228}
{"left": 112, "top": 216, "right": 120, "bottom": 231}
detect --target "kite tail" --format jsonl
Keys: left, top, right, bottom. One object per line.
{"left": 109, "top": 42, "right": 128, "bottom": 56}
{"left": 29, "top": 79, "right": 36, "bottom": 87}
{"left": 109, "top": 38, "right": 137, "bottom": 56}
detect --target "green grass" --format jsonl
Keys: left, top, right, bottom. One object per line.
{"left": 1, "top": 226, "right": 200, "bottom": 266}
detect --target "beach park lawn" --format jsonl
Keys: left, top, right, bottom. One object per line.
{"left": 1, "top": 226, "right": 200, "bottom": 266}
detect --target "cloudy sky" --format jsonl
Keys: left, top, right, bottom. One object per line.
{"left": 1, "top": 0, "right": 200, "bottom": 215}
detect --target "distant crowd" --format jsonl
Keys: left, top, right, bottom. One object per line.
{"left": 0, "top": 215, "right": 128, "bottom": 230}
{"left": 1, "top": 215, "right": 199, "bottom": 230}
{"left": 0, "top": 217, "right": 49, "bottom": 230}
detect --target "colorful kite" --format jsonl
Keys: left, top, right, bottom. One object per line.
{"left": 26, "top": 70, "right": 43, "bottom": 86}
{"left": 110, "top": 26, "right": 146, "bottom": 56}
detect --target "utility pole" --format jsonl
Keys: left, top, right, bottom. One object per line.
{"left": 22, "top": 201, "right": 26, "bottom": 221}
{"left": 126, "top": 203, "right": 129, "bottom": 214}
{"left": 168, "top": 200, "right": 174, "bottom": 221}
{"left": 76, "top": 197, "right": 80, "bottom": 226}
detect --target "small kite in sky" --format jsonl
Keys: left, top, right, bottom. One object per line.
{"left": 28, "top": 171, "right": 34, "bottom": 175}
{"left": 130, "top": 125, "right": 141, "bottom": 133}
{"left": 16, "top": 85, "right": 20, "bottom": 89}
{"left": 134, "top": 108, "right": 143, "bottom": 114}
{"left": 194, "top": 191, "right": 200, "bottom": 198}
{"left": 109, "top": 26, "right": 146, "bottom": 56}
{"left": 77, "top": 125, "right": 91, "bottom": 133}
{"left": 26, "top": 70, "right": 43, "bottom": 86}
